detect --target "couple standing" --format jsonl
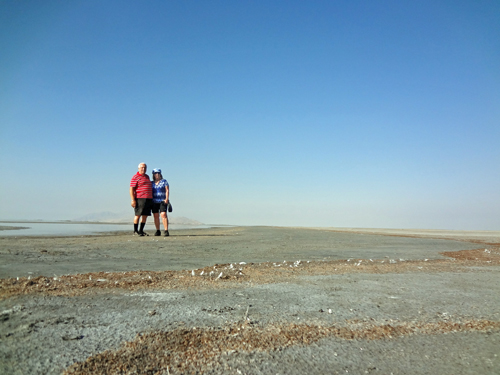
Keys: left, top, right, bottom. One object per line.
{"left": 129, "top": 162, "right": 170, "bottom": 237}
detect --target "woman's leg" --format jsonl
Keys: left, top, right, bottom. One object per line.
{"left": 161, "top": 212, "right": 169, "bottom": 231}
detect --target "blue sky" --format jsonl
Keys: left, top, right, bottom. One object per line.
{"left": 1, "top": 0, "right": 499, "bottom": 229}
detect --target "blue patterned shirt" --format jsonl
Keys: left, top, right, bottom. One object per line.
{"left": 152, "top": 179, "right": 169, "bottom": 203}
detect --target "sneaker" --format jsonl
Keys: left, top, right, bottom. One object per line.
{"left": 139, "top": 231, "right": 149, "bottom": 236}
{"left": 133, "top": 231, "right": 143, "bottom": 236}
{"left": 154, "top": 230, "right": 161, "bottom": 236}
{"left": 164, "top": 230, "right": 169, "bottom": 237}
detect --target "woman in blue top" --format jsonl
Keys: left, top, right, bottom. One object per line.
{"left": 151, "top": 168, "right": 170, "bottom": 236}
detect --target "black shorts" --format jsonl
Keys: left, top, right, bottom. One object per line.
{"left": 134, "top": 198, "right": 152, "bottom": 216}
{"left": 151, "top": 201, "right": 168, "bottom": 214}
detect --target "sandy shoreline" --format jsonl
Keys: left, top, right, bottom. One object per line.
{"left": 1, "top": 226, "right": 499, "bottom": 374}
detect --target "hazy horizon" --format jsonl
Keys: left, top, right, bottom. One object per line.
{"left": 1, "top": 1, "right": 499, "bottom": 230}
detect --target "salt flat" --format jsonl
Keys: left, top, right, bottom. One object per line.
{"left": 313, "top": 226, "right": 500, "bottom": 243}
{"left": 1, "top": 226, "right": 499, "bottom": 374}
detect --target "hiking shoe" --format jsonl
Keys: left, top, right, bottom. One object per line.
{"left": 164, "top": 230, "right": 169, "bottom": 237}
{"left": 154, "top": 230, "right": 161, "bottom": 236}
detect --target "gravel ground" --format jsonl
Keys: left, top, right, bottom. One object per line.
{"left": 0, "top": 226, "right": 499, "bottom": 374}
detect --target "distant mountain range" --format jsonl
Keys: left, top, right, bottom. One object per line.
{"left": 74, "top": 211, "right": 202, "bottom": 225}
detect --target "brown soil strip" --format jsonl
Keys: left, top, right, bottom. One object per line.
{"left": 440, "top": 247, "right": 500, "bottom": 262}
{"left": 64, "top": 319, "right": 500, "bottom": 375}
{"left": 1, "top": 248, "right": 498, "bottom": 300}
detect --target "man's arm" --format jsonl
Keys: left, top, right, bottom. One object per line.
{"left": 130, "top": 187, "right": 136, "bottom": 208}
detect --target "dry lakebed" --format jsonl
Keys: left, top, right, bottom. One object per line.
{"left": 1, "top": 226, "right": 499, "bottom": 374}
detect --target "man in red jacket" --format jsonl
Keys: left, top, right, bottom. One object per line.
{"left": 129, "top": 162, "right": 153, "bottom": 236}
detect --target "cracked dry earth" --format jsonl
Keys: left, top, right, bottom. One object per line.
{"left": 1, "top": 226, "right": 499, "bottom": 374}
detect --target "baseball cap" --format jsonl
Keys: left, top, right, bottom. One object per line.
{"left": 152, "top": 168, "right": 162, "bottom": 174}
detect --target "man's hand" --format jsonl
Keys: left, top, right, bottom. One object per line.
{"left": 129, "top": 187, "right": 137, "bottom": 207}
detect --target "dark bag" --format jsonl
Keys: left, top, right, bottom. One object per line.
{"left": 167, "top": 202, "right": 173, "bottom": 213}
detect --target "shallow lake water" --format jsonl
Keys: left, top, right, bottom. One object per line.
{"left": 0, "top": 222, "right": 208, "bottom": 236}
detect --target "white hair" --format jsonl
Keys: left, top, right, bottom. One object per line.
{"left": 138, "top": 162, "right": 147, "bottom": 168}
